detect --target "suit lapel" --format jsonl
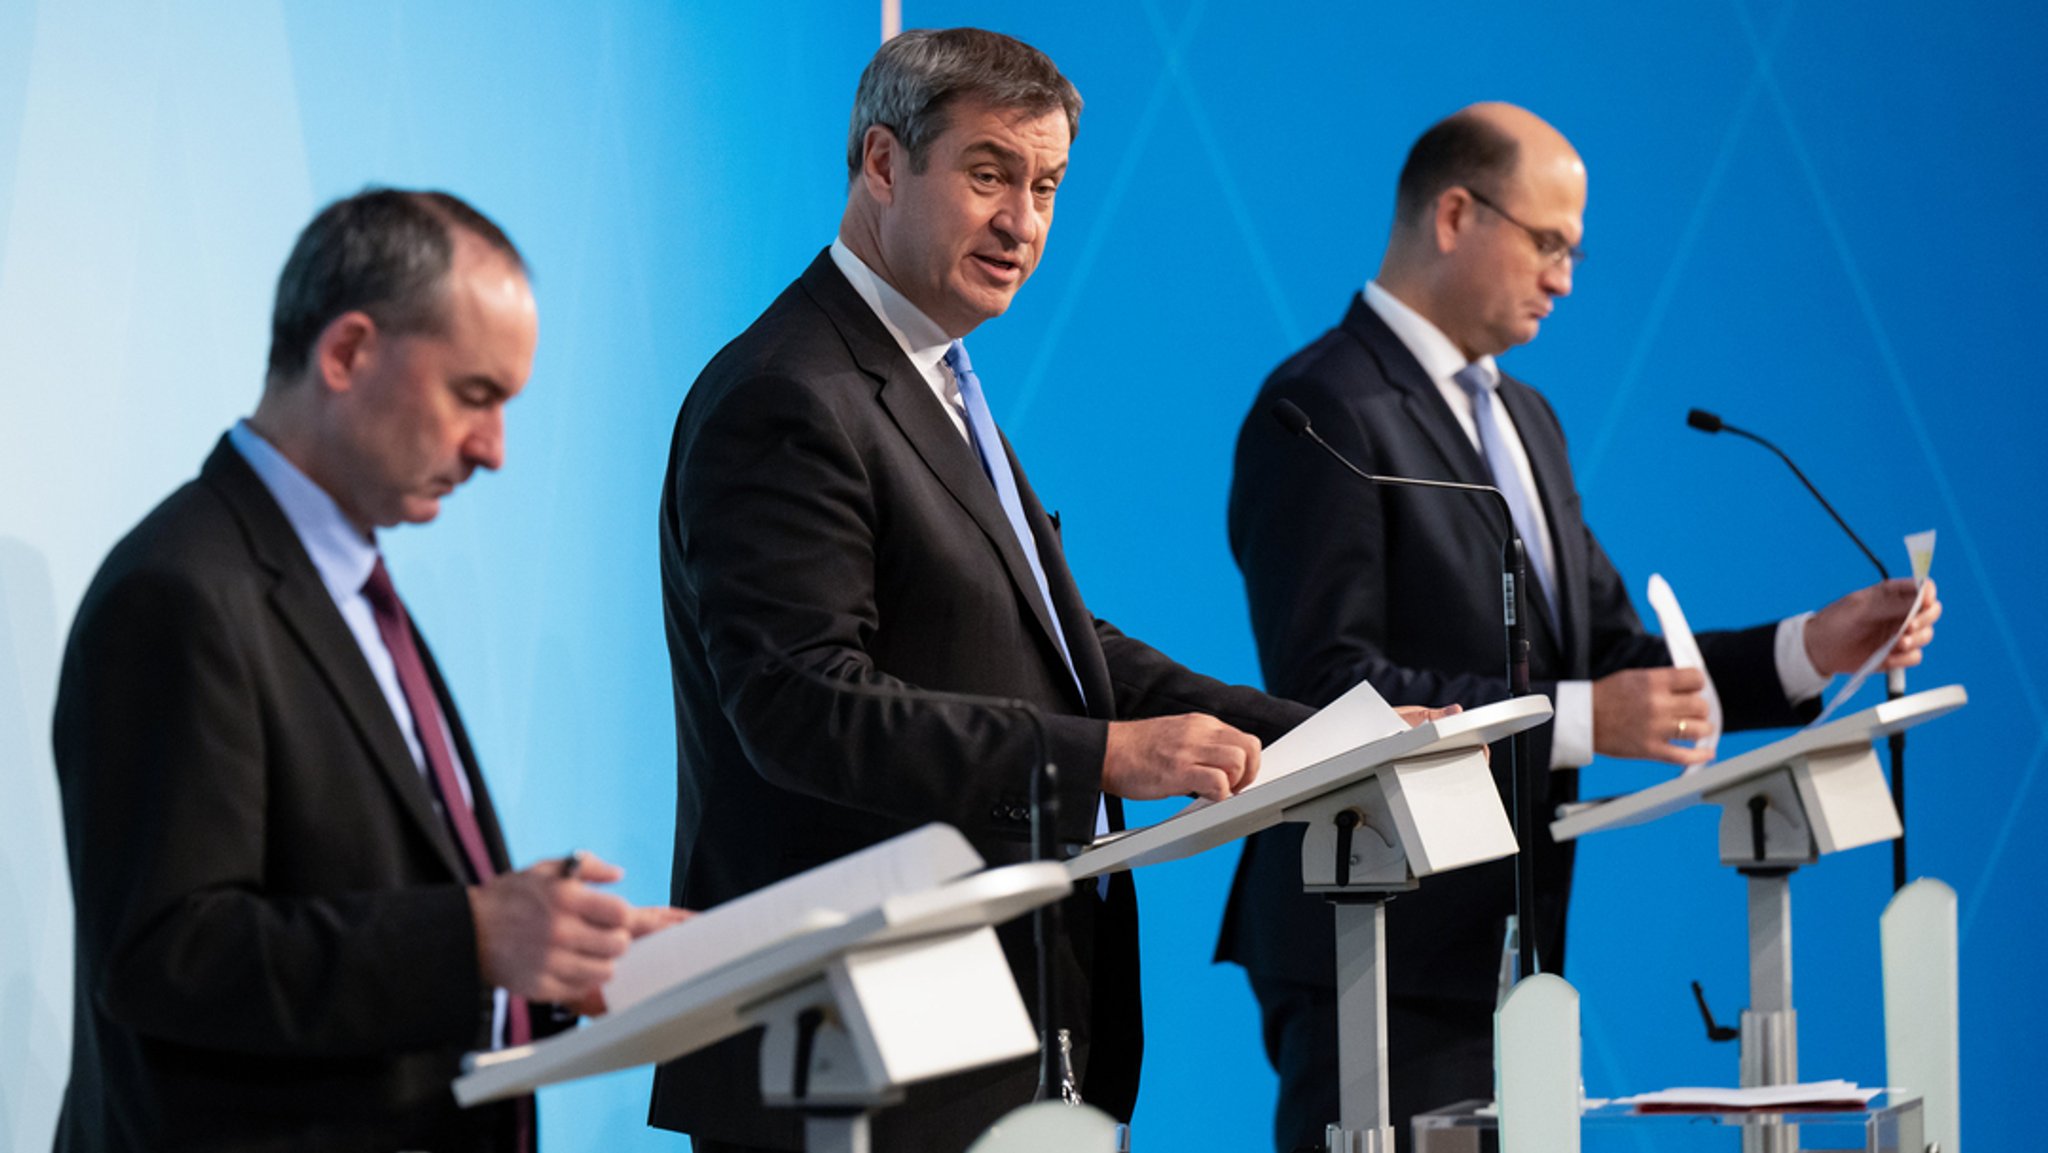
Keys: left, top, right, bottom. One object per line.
{"left": 1007, "top": 449, "right": 1115, "bottom": 714}
{"left": 202, "top": 441, "right": 470, "bottom": 881}
{"left": 798, "top": 255, "right": 1083, "bottom": 704}
{"left": 1341, "top": 300, "right": 1572, "bottom": 664}
{"left": 1339, "top": 297, "right": 1491, "bottom": 487}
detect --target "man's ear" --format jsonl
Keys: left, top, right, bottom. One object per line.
{"left": 861, "top": 125, "right": 905, "bottom": 205}
{"left": 311, "top": 312, "right": 376, "bottom": 394}
{"left": 1433, "top": 187, "right": 1475, "bottom": 256}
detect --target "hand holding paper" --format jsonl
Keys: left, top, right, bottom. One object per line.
{"left": 1646, "top": 574, "right": 1722, "bottom": 769}
{"left": 1807, "top": 578, "right": 1941, "bottom": 676}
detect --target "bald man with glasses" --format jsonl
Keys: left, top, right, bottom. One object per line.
{"left": 1216, "top": 102, "right": 1940, "bottom": 1152}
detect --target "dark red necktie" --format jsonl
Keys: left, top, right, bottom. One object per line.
{"left": 363, "top": 558, "right": 535, "bottom": 1149}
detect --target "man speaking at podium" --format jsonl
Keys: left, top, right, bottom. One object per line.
{"left": 653, "top": 27, "right": 1326, "bottom": 1153}
{"left": 1217, "top": 104, "right": 1943, "bottom": 1152}
{"left": 54, "top": 190, "right": 680, "bottom": 1153}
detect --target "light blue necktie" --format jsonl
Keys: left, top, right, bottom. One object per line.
{"left": 950, "top": 342, "right": 1114, "bottom": 876}
{"left": 1454, "top": 362, "right": 1560, "bottom": 630}
{"left": 945, "top": 340, "right": 1086, "bottom": 705}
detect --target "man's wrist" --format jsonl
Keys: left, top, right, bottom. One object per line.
{"left": 1551, "top": 680, "right": 1592, "bottom": 768}
{"left": 1777, "top": 612, "right": 1830, "bottom": 702}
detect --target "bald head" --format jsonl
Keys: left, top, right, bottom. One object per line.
{"left": 1393, "top": 103, "right": 1582, "bottom": 233}
{"left": 1380, "top": 103, "right": 1587, "bottom": 359}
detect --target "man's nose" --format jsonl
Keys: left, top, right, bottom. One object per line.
{"left": 993, "top": 185, "right": 1042, "bottom": 246}
{"left": 465, "top": 411, "right": 506, "bottom": 473}
{"left": 1542, "top": 255, "right": 1574, "bottom": 298}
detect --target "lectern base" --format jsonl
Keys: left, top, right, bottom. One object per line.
{"left": 1326, "top": 1121, "right": 1397, "bottom": 1152}
{"left": 1413, "top": 1093, "right": 1923, "bottom": 1153}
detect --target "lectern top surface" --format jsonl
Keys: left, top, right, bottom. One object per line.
{"left": 1066, "top": 695, "right": 1553, "bottom": 880}
{"left": 451, "top": 860, "right": 1071, "bottom": 1105}
{"left": 1550, "top": 684, "right": 1965, "bottom": 842}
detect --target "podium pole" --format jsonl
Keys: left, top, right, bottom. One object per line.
{"left": 1739, "top": 867, "right": 1799, "bottom": 1153}
{"left": 1331, "top": 896, "right": 1394, "bottom": 1151}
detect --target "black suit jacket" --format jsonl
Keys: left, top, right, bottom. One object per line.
{"left": 54, "top": 439, "right": 529, "bottom": 1153}
{"left": 1217, "top": 295, "right": 1805, "bottom": 1002}
{"left": 651, "top": 251, "right": 1310, "bottom": 1150}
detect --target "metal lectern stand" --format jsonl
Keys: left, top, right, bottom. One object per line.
{"left": 1553, "top": 685, "right": 1966, "bottom": 1153}
{"left": 452, "top": 825, "right": 1082, "bottom": 1153}
{"left": 1066, "top": 696, "right": 1554, "bottom": 1153}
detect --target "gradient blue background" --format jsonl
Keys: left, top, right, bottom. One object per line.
{"left": 2, "top": 2, "right": 2040, "bottom": 1150}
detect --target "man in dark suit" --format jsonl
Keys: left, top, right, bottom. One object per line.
{"left": 649, "top": 28, "right": 1352, "bottom": 1152}
{"left": 55, "top": 189, "right": 679, "bottom": 1153}
{"left": 1218, "top": 103, "right": 1943, "bottom": 1152}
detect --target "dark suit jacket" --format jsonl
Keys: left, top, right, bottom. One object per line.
{"left": 651, "top": 251, "right": 1311, "bottom": 1151}
{"left": 53, "top": 438, "right": 528, "bottom": 1153}
{"left": 1217, "top": 295, "right": 1806, "bottom": 1003}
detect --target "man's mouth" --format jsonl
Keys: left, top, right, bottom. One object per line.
{"left": 972, "top": 253, "right": 1023, "bottom": 279}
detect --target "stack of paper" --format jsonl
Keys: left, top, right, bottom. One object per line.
{"left": 1617, "top": 1080, "right": 1881, "bottom": 1112}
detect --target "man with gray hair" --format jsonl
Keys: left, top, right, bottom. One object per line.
{"left": 651, "top": 28, "right": 1322, "bottom": 1151}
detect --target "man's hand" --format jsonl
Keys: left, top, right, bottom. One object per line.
{"left": 1592, "top": 666, "right": 1714, "bottom": 767}
{"left": 1102, "top": 714, "right": 1263, "bottom": 802}
{"left": 1396, "top": 703, "right": 1463, "bottom": 727}
{"left": 1805, "top": 578, "right": 1942, "bottom": 674}
{"left": 468, "top": 853, "right": 687, "bottom": 1014}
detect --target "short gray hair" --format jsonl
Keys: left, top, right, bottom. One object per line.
{"left": 845, "top": 28, "right": 1082, "bottom": 181}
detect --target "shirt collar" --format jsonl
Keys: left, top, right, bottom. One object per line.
{"left": 829, "top": 237, "right": 953, "bottom": 381}
{"left": 228, "top": 420, "right": 380, "bottom": 602}
{"left": 1364, "top": 280, "right": 1498, "bottom": 389}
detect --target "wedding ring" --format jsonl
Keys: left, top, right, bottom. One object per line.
{"left": 1676, "top": 718, "right": 1690, "bottom": 739}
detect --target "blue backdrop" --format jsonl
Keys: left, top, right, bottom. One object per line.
{"left": 1, "top": 2, "right": 2040, "bottom": 1150}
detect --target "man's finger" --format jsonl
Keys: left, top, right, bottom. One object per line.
{"left": 1187, "top": 766, "right": 1233, "bottom": 802}
{"left": 628, "top": 906, "right": 692, "bottom": 937}
{"left": 558, "top": 886, "right": 633, "bottom": 930}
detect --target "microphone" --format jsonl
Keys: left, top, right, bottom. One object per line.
{"left": 1685, "top": 409, "right": 1889, "bottom": 581}
{"left": 1685, "top": 406, "right": 1911, "bottom": 891}
{"left": 746, "top": 638, "right": 1079, "bottom": 1102}
{"left": 1267, "top": 399, "right": 1544, "bottom": 982}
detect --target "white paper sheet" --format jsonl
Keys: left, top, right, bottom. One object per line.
{"left": 602, "top": 824, "right": 983, "bottom": 1014}
{"left": 1815, "top": 531, "right": 1936, "bottom": 724}
{"left": 1171, "top": 677, "right": 1411, "bottom": 817}
{"left": 1615, "top": 1079, "right": 1880, "bottom": 1110}
{"left": 1646, "top": 574, "right": 1721, "bottom": 770}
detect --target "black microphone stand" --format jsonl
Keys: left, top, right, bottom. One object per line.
{"left": 1273, "top": 401, "right": 1541, "bottom": 981}
{"left": 1687, "top": 408, "right": 1909, "bottom": 892}
{"left": 749, "top": 641, "right": 1076, "bottom": 1101}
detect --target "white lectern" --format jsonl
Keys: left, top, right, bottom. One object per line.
{"left": 1551, "top": 684, "right": 1965, "bottom": 1153}
{"left": 1071, "top": 695, "right": 1554, "bottom": 1153}
{"left": 452, "top": 825, "right": 1076, "bottom": 1153}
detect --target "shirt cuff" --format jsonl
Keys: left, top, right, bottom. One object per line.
{"left": 1776, "top": 612, "right": 1831, "bottom": 703}
{"left": 1550, "top": 680, "right": 1593, "bottom": 769}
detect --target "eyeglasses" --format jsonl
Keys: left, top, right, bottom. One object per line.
{"left": 1465, "top": 187, "right": 1585, "bottom": 268}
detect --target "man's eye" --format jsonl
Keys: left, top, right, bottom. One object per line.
{"left": 972, "top": 170, "right": 1000, "bottom": 186}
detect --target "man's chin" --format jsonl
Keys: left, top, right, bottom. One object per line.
{"left": 397, "top": 496, "right": 444, "bottom": 526}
